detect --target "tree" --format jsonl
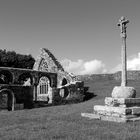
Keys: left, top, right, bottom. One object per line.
{"left": 0, "top": 49, "right": 35, "bottom": 69}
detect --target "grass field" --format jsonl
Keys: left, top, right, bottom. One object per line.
{"left": 1, "top": 79, "right": 140, "bottom": 140}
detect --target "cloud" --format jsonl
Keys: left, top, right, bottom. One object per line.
{"left": 61, "top": 52, "right": 140, "bottom": 75}
{"left": 111, "top": 52, "right": 140, "bottom": 73}
{"left": 61, "top": 59, "right": 107, "bottom": 75}
{"left": 110, "top": 64, "right": 121, "bottom": 73}
{"left": 127, "top": 53, "right": 140, "bottom": 70}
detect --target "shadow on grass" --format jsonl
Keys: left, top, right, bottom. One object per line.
{"left": 83, "top": 92, "right": 96, "bottom": 101}
{"left": 83, "top": 86, "right": 97, "bottom": 101}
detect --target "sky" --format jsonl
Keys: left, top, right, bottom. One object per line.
{"left": 0, "top": 0, "right": 140, "bottom": 75}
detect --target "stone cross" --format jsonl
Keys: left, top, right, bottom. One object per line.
{"left": 117, "top": 17, "right": 129, "bottom": 87}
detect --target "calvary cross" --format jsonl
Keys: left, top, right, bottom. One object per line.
{"left": 117, "top": 16, "right": 129, "bottom": 87}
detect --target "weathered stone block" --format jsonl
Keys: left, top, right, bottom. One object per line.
{"left": 94, "top": 105, "right": 132, "bottom": 115}
{"left": 111, "top": 86, "right": 136, "bottom": 98}
{"left": 14, "top": 103, "right": 24, "bottom": 110}
{"left": 81, "top": 112, "right": 140, "bottom": 122}
{"left": 81, "top": 113, "right": 101, "bottom": 119}
{"left": 105, "top": 97, "right": 140, "bottom": 107}
{"left": 105, "top": 97, "right": 123, "bottom": 106}
{"left": 99, "top": 114, "right": 140, "bottom": 122}
{"left": 37, "top": 95, "right": 49, "bottom": 102}
{"left": 130, "top": 107, "right": 140, "bottom": 115}
{"left": 100, "top": 115, "right": 128, "bottom": 123}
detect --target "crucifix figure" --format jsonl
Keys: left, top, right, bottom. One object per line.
{"left": 117, "top": 16, "right": 129, "bottom": 87}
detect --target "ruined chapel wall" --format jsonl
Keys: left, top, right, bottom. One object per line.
{"left": 33, "top": 48, "right": 75, "bottom": 87}
{"left": 33, "top": 49, "right": 59, "bottom": 72}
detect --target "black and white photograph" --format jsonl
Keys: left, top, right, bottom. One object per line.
{"left": 0, "top": 0, "right": 140, "bottom": 139}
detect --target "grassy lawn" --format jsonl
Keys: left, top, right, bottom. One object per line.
{"left": 1, "top": 79, "right": 140, "bottom": 140}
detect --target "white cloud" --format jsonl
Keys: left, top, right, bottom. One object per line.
{"left": 61, "top": 59, "right": 107, "bottom": 75}
{"left": 127, "top": 53, "right": 140, "bottom": 70}
{"left": 110, "top": 64, "right": 121, "bottom": 73}
{"left": 111, "top": 52, "right": 140, "bottom": 73}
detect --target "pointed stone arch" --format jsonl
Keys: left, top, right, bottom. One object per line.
{"left": 59, "top": 78, "right": 69, "bottom": 98}
{"left": 0, "top": 70, "right": 13, "bottom": 84}
{"left": 0, "top": 89, "right": 15, "bottom": 111}
{"left": 18, "top": 72, "right": 33, "bottom": 85}
{"left": 61, "top": 78, "right": 68, "bottom": 86}
{"left": 37, "top": 76, "right": 50, "bottom": 95}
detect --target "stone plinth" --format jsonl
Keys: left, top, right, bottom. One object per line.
{"left": 81, "top": 93, "right": 140, "bottom": 122}
{"left": 94, "top": 105, "right": 140, "bottom": 115}
{"left": 81, "top": 97, "right": 140, "bottom": 122}
{"left": 81, "top": 112, "right": 140, "bottom": 123}
{"left": 105, "top": 97, "right": 140, "bottom": 107}
{"left": 94, "top": 105, "right": 132, "bottom": 115}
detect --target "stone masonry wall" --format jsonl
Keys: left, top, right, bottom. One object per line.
{"left": 114, "top": 71, "right": 140, "bottom": 80}
{"left": 33, "top": 48, "right": 76, "bottom": 87}
{"left": 33, "top": 48, "right": 84, "bottom": 103}
{"left": 78, "top": 71, "right": 140, "bottom": 82}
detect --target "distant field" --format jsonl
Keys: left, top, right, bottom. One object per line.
{"left": 1, "top": 79, "right": 140, "bottom": 140}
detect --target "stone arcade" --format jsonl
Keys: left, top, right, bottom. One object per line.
{"left": 0, "top": 66, "right": 57, "bottom": 110}
{"left": 81, "top": 17, "right": 140, "bottom": 122}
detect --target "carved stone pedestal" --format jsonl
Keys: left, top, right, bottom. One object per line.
{"left": 81, "top": 95, "right": 140, "bottom": 122}
{"left": 81, "top": 85, "right": 140, "bottom": 122}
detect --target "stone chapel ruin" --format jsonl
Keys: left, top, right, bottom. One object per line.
{"left": 33, "top": 48, "right": 84, "bottom": 103}
{"left": 0, "top": 48, "right": 84, "bottom": 111}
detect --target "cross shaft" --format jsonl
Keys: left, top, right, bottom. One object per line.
{"left": 118, "top": 17, "right": 129, "bottom": 87}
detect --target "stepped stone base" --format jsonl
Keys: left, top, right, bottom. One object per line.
{"left": 81, "top": 97, "right": 140, "bottom": 123}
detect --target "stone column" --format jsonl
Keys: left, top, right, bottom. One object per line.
{"left": 117, "top": 16, "right": 129, "bottom": 87}
{"left": 121, "top": 32, "right": 127, "bottom": 86}
{"left": 33, "top": 84, "right": 38, "bottom": 101}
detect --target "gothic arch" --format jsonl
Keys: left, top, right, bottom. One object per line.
{"left": 59, "top": 78, "right": 69, "bottom": 98}
{"left": 0, "top": 70, "right": 13, "bottom": 84}
{"left": 0, "top": 89, "right": 15, "bottom": 111}
{"left": 18, "top": 73, "right": 33, "bottom": 85}
{"left": 37, "top": 76, "right": 51, "bottom": 95}
{"left": 61, "top": 78, "right": 68, "bottom": 86}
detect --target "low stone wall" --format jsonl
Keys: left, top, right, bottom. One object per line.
{"left": 77, "top": 71, "right": 140, "bottom": 82}
{"left": 77, "top": 74, "right": 114, "bottom": 82}
{"left": 114, "top": 71, "right": 140, "bottom": 80}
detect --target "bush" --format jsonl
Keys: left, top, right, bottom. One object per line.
{"left": 0, "top": 49, "right": 35, "bottom": 69}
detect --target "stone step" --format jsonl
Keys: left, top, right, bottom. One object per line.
{"left": 100, "top": 114, "right": 140, "bottom": 123}
{"left": 94, "top": 105, "right": 132, "bottom": 115}
{"left": 94, "top": 105, "right": 140, "bottom": 115}
{"left": 81, "top": 112, "right": 140, "bottom": 123}
{"left": 81, "top": 113, "right": 100, "bottom": 119}
{"left": 105, "top": 97, "right": 140, "bottom": 107}
{"left": 131, "top": 107, "right": 140, "bottom": 115}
